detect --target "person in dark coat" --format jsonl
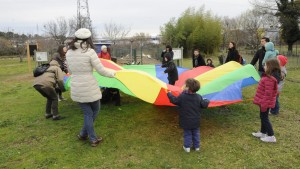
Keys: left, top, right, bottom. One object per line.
{"left": 162, "top": 53, "right": 178, "bottom": 85}
{"left": 192, "top": 49, "right": 206, "bottom": 68}
{"left": 167, "top": 78, "right": 209, "bottom": 152}
{"left": 161, "top": 45, "right": 174, "bottom": 64}
{"left": 225, "top": 42, "right": 240, "bottom": 63}
{"left": 52, "top": 45, "right": 68, "bottom": 101}
{"left": 250, "top": 37, "right": 270, "bottom": 76}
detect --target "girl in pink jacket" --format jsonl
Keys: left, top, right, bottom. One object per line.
{"left": 252, "top": 59, "right": 280, "bottom": 143}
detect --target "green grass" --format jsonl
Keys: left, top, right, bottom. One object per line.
{"left": 0, "top": 58, "right": 300, "bottom": 169}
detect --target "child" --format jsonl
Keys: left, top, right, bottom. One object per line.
{"left": 252, "top": 59, "right": 280, "bottom": 143}
{"left": 270, "top": 55, "right": 288, "bottom": 115}
{"left": 167, "top": 78, "right": 209, "bottom": 152}
{"left": 206, "top": 58, "right": 215, "bottom": 68}
{"left": 262, "top": 42, "right": 279, "bottom": 66}
{"left": 162, "top": 53, "right": 178, "bottom": 85}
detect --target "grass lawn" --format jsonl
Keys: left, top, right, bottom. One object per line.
{"left": 0, "top": 58, "right": 300, "bottom": 169}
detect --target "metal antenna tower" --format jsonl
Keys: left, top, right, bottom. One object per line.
{"left": 77, "top": 0, "right": 92, "bottom": 30}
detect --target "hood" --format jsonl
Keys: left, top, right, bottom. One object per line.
{"left": 164, "top": 52, "right": 172, "bottom": 61}
{"left": 265, "top": 42, "right": 275, "bottom": 51}
{"left": 49, "top": 60, "right": 60, "bottom": 67}
{"left": 277, "top": 55, "right": 288, "bottom": 66}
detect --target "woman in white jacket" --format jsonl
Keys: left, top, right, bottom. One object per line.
{"left": 66, "top": 28, "right": 115, "bottom": 147}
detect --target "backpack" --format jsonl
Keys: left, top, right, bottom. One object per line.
{"left": 33, "top": 63, "right": 50, "bottom": 77}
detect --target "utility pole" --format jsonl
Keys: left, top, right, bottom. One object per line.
{"left": 77, "top": 0, "right": 92, "bottom": 30}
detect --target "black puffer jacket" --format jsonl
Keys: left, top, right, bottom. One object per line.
{"left": 167, "top": 91, "right": 209, "bottom": 129}
{"left": 225, "top": 47, "right": 240, "bottom": 63}
{"left": 192, "top": 54, "right": 205, "bottom": 67}
{"left": 162, "top": 53, "right": 178, "bottom": 83}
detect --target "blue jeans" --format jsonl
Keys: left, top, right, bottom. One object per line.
{"left": 270, "top": 95, "right": 280, "bottom": 114}
{"left": 260, "top": 108, "right": 274, "bottom": 136}
{"left": 183, "top": 128, "right": 200, "bottom": 149}
{"left": 78, "top": 100, "right": 100, "bottom": 142}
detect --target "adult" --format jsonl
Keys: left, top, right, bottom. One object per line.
{"left": 192, "top": 49, "right": 205, "bottom": 68}
{"left": 250, "top": 37, "right": 270, "bottom": 76}
{"left": 52, "top": 45, "right": 68, "bottom": 101}
{"left": 66, "top": 28, "right": 115, "bottom": 147}
{"left": 33, "top": 60, "right": 65, "bottom": 120}
{"left": 98, "top": 45, "right": 111, "bottom": 60}
{"left": 225, "top": 42, "right": 240, "bottom": 63}
{"left": 161, "top": 45, "right": 174, "bottom": 64}
{"left": 52, "top": 45, "right": 68, "bottom": 73}
{"left": 98, "top": 46, "right": 121, "bottom": 106}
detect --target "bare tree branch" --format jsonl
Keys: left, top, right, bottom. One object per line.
{"left": 102, "top": 21, "right": 131, "bottom": 40}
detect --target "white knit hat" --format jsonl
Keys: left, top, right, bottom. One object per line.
{"left": 75, "top": 28, "right": 91, "bottom": 39}
{"left": 101, "top": 45, "right": 107, "bottom": 50}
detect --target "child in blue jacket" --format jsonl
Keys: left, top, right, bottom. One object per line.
{"left": 167, "top": 78, "right": 209, "bottom": 152}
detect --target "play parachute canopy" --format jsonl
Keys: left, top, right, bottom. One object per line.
{"left": 64, "top": 59, "right": 260, "bottom": 107}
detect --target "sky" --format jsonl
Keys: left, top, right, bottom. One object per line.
{"left": 0, "top": 0, "right": 252, "bottom": 37}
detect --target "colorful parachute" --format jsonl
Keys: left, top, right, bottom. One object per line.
{"left": 64, "top": 59, "right": 260, "bottom": 107}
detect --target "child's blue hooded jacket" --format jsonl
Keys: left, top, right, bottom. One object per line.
{"left": 262, "top": 42, "right": 279, "bottom": 66}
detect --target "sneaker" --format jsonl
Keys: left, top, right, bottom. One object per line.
{"left": 52, "top": 116, "right": 65, "bottom": 120}
{"left": 195, "top": 148, "right": 200, "bottom": 151}
{"left": 77, "top": 134, "right": 88, "bottom": 141}
{"left": 270, "top": 112, "right": 279, "bottom": 115}
{"left": 183, "top": 146, "right": 190, "bottom": 153}
{"left": 252, "top": 131, "right": 266, "bottom": 138}
{"left": 45, "top": 114, "right": 53, "bottom": 119}
{"left": 59, "top": 96, "right": 67, "bottom": 101}
{"left": 91, "top": 137, "right": 103, "bottom": 147}
{"left": 260, "top": 136, "right": 276, "bottom": 143}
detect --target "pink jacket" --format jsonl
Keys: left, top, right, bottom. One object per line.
{"left": 253, "top": 74, "right": 278, "bottom": 112}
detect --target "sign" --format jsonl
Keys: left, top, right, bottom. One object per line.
{"left": 172, "top": 48, "right": 182, "bottom": 60}
{"left": 36, "top": 52, "right": 48, "bottom": 62}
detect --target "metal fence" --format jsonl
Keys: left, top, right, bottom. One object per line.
{"left": 234, "top": 41, "right": 300, "bottom": 69}
{"left": 110, "top": 46, "right": 163, "bottom": 65}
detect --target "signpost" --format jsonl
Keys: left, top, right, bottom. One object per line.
{"left": 35, "top": 52, "right": 48, "bottom": 62}
{"left": 172, "top": 47, "right": 183, "bottom": 66}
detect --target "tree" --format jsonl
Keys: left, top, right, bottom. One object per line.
{"left": 132, "top": 32, "right": 152, "bottom": 47}
{"left": 160, "top": 7, "right": 222, "bottom": 56}
{"left": 43, "top": 17, "right": 75, "bottom": 44}
{"left": 276, "top": 0, "right": 300, "bottom": 53}
{"left": 239, "top": 9, "right": 267, "bottom": 50}
{"left": 250, "top": 0, "right": 300, "bottom": 53}
{"left": 102, "top": 21, "right": 131, "bottom": 41}
{"left": 160, "top": 18, "right": 177, "bottom": 45}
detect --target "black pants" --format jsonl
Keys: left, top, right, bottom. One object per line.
{"left": 55, "top": 88, "right": 62, "bottom": 97}
{"left": 34, "top": 85, "right": 59, "bottom": 116}
{"left": 260, "top": 109, "right": 274, "bottom": 136}
{"left": 101, "top": 88, "right": 121, "bottom": 106}
{"left": 169, "top": 80, "right": 176, "bottom": 85}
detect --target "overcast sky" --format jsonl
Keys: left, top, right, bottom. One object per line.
{"left": 0, "top": 0, "right": 252, "bottom": 37}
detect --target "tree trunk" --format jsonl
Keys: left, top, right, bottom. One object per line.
{"left": 287, "top": 43, "right": 293, "bottom": 56}
{"left": 19, "top": 55, "right": 23, "bottom": 62}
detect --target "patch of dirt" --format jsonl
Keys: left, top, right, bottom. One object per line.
{"left": 4, "top": 73, "right": 33, "bottom": 83}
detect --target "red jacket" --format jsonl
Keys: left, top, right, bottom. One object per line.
{"left": 253, "top": 74, "right": 278, "bottom": 112}
{"left": 98, "top": 52, "right": 111, "bottom": 60}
